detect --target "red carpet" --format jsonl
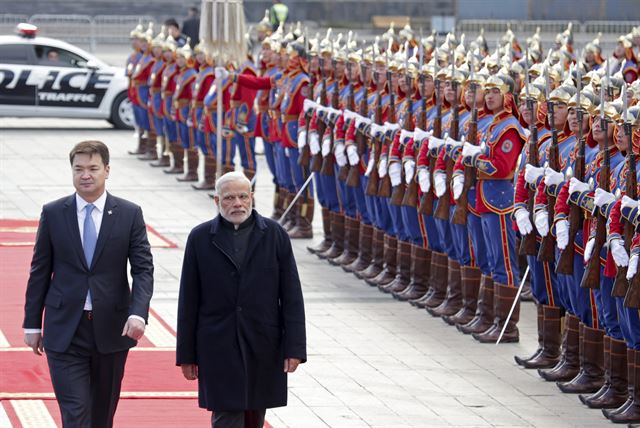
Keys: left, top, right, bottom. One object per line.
{"left": 0, "top": 219, "right": 177, "bottom": 248}
{"left": 0, "top": 221, "right": 273, "bottom": 427}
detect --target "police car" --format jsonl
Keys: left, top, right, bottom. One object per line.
{"left": 0, "top": 23, "right": 133, "bottom": 129}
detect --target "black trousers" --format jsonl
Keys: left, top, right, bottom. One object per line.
{"left": 211, "top": 410, "right": 266, "bottom": 428}
{"left": 45, "top": 311, "right": 128, "bottom": 428}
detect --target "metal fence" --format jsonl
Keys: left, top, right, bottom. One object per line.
{"left": 457, "top": 19, "right": 640, "bottom": 35}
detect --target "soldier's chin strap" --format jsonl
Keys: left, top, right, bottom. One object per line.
{"left": 278, "top": 172, "right": 315, "bottom": 225}
{"left": 496, "top": 265, "right": 530, "bottom": 345}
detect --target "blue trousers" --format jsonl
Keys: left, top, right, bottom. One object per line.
{"left": 480, "top": 212, "right": 519, "bottom": 287}
{"left": 274, "top": 144, "right": 294, "bottom": 193}
{"left": 595, "top": 269, "right": 623, "bottom": 340}
{"left": 422, "top": 213, "right": 443, "bottom": 253}
{"left": 233, "top": 133, "right": 257, "bottom": 173}
{"left": 616, "top": 298, "right": 640, "bottom": 349}
{"left": 178, "top": 122, "right": 191, "bottom": 149}
{"left": 262, "top": 139, "right": 278, "bottom": 186}
{"left": 468, "top": 212, "right": 491, "bottom": 275}
{"left": 450, "top": 206, "right": 472, "bottom": 266}
{"left": 286, "top": 148, "right": 313, "bottom": 195}
{"left": 163, "top": 118, "right": 177, "bottom": 143}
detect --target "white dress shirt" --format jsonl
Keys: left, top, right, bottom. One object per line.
{"left": 25, "top": 191, "right": 144, "bottom": 334}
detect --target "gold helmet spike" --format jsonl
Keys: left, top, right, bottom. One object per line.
{"left": 177, "top": 38, "right": 193, "bottom": 59}
{"left": 143, "top": 22, "right": 154, "bottom": 42}
{"left": 130, "top": 21, "right": 144, "bottom": 39}
{"left": 164, "top": 34, "right": 177, "bottom": 53}
{"left": 152, "top": 25, "right": 166, "bottom": 48}
{"left": 399, "top": 23, "right": 414, "bottom": 41}
{"left": 256, "top": 9, "right": 271, "bottom": 33}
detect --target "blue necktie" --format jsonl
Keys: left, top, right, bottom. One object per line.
{"left": 83, "top": 204, "right": 97, "bottom": 267}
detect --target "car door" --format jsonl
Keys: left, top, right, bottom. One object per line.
{"left": 0, "top": 43, "right": 37, "bottom": 109}
{"left": 32, "top": 44, "right": 109, "bottom": 115}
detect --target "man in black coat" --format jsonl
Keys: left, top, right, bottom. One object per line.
{"left": 23, "top": 140, "right": 154, "bottom": 427}
{"left": 182, "top": 6, "right": 200, "bottom": 48}
{"left": 176, "top": 171, "right": 307, "bottom": 428}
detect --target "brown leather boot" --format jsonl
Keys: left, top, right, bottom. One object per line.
{"left": 539, "top": 315, "right": 581, "bottom": 381}
{"left": 419, "top": 251, "right": 449, "bottom": 309}
{"left": 192, "top": 152, "right": 217, "bottom": 190}
{"left": 472, "top": 283, "right": 520, "bottom": 343}
{"left": 128, "top": 131, "right": 147, "bottom": 155}
{"left": 515, "top": 305, "right": 544, "bottom": 366}
{"left": 380, "top": 240, "right": 412, "bottom": 294}
{"left": 521, "top": 305, "right": 562, "bottom": 369}
{"left": 288, "top": 199, "right": 314, "bottom": 239}
{"left": 427, "top": 259, "right": 462, "bottom": 317}
{"left": 330, "top": 216, "right": 359, "bottom": 266}
{"left": 603, "top": 349, "right": 640, "bottom": 423}
{"left": 443, "top": 266, "right": 481, "bottom": 325}
{"left": 150, "top": 136, "right": 170, "bottom": 167}
{"left": 396, "top": 246, "right": 430, "bottom": 301}
{"left": 307, "top": 207, "right": 332, "bottom": 254}
{"left": 457, "top": 274, "right": 495, "bottom": 334}
{"left": 366, "top": 235, "right": 397, "bottom": 287}
{"left": 163, "top": 140, "right": 184, "bottom": 174}
{"left": 177, "top": 148, "right": 198, "bottom": 182}
{"left": 557, "top": 325, "right": 604, "bottom": 393}
{"left": 281, "top": 192, "right": 297, "bottom": 231}
{"left": 318, "top": 212, "right": 345, "bottom": 260}
{"left": 357, "top": 227, "right": 385, "bottom": 280}
{"left": 582, "top": 337, "right": 628, "bottom": 409}
{"left": 138, "top": 131, "right": 158, "bottom": 160}
{"left": 344, "top": 223, "right": 373, "bottom": 273}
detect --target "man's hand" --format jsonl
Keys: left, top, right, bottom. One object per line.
{"left": 24, "top": 332, "right": 43, "bottom": 356}
{"left": 534, "top": 209, "right": 549, "bottom": 237}
{"left": 284, "top": 358, "right": 301, "bottom": 373}
{"left": 555, "top": 218, "right": 569, "bottom": 250}
{"left": 214, "top": 66, "right": 229, "bottom": 80}
{"left": 121, "top": 317, "right": 146, "bottom": 341}
{"left": 181, "top": 364, "right": 198, "bottom": 380}
{"left": 514, "top": 208, "right": 533, "bottom": 235}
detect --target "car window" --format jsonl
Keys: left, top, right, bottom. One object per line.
{"left": 34, "top": 45, "right": 88, "bottom": 68}
{"left": 0, "top": 44, "right": 33, "bottom": 64}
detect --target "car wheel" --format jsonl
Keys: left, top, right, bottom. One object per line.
{"left": 110, "top": 92, "right": 134, "bottom": 130}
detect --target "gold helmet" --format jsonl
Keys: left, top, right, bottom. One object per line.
{"left": 519, "top": 82, "right": 544, "bottom": 103}
{"left": 151, "top": 25, "right": 166, "bottom": 48}
{"left": 130, "top": 21, "right": 144, "bottom": 39}
{"left": 164, "top": 35, "right": 177, "bottom": 52}
{"left": 142, "top": 22, "right": 154, "bottom": 43}
{"left": 256, "top": 9, "right": 271, "bottom": 34}
{"left": 485, "top": 71, "right": 514, "bottom": 95}
{"left": 549, "top": 82, "right": 574, "bottom": 105}
{"left": 176, "top": 39, "right": 193, "bottom": 59}
{"left": 319, "top": 28, "right": 333, "bottom": 56}
{"left": 399, "top": 23, "right": 414, "bottom": 42}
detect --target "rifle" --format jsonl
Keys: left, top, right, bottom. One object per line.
{"left": 581, "top": 71, "right": 611, "bottom": 289}
{"left": 452, "top": 55, "right": 477, "bottom": 225}
{"left": 391, "top": 46, "right": 413, "bottom": 206}
{"left": 365, "top": 68, "right": 383, "bottom": 196}
{"left": 537, "top": 67, "right": 559, "bottom": 262}
{"left": 378, "top": 45, "right": 394, "bottom": 198}
{"left": 434, "top": 54, "right": 457, "bottom": 220}
{"left": 556, "top": 64, "right": 585, "bottom": 273}
{"left": 614, "top": 83, "right": 635, "bottom": 296}
{"left": 298, "top": 33, "right": 314, "bottom": 168}
{"left": 320, "top": 50, "right": 340, "bottom": 176}
{"left": 402, "top": 43, "right": 425, "bottom": 208}
{"left": 310, "top": 55, "right": 328, "bottom": 172}
{"left": 419, "top": 47, "right": 441, "bottom": 215}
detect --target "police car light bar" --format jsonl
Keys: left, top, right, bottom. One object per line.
{"left": 16, "top": 23, "right": 38, "bottom": 38}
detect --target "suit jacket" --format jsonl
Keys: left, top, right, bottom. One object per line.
{"left": 23, "top": 192, "right": 154, "bottom": 354}
{"left": 176, "top": 211, "right": 306, "bottom": 411}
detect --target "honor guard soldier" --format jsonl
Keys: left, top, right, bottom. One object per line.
{"left": 172, "top": 41, "right": 198, "bottom": 182}
{"left": 148, "top": 27, "right": 169, "bottom": 167}
{"left": 126, "top": 23, "right": 144, "bottom": 153}
{"left": 191, "top": 43, "right": 216, "bottom": 190}
{"left": 160, "top": 36, "right": 182, "bottom": 175}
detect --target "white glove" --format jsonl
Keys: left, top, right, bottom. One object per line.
{"left": 627, "top": 254, "right": 638, "bottom": 280}
{"left": 584, "top": 237, "right": 595, "bottom": 262}
{"left": 514, "top": 208, "right": 534, "bottom": 235}
{"left": 622, "top": 195, "right": 640, "bottom": 211}
{"left": 524, "top": 164, "right": 545, "bottom": 185}
{"left": 555, "top": 218, "right": 569, "bottom": 250}
{"left": 214, "top": 66, "right": 229, "bottom": 80}
{"left": 568, "top": 177, "right": 592, "bottom": 196}
{"left": 534, "top": 209, "right": 549, "bottom": 237}
{"left": 334, "top": 143, "right": 347, "bottom": 167}
{"left": 309, "top": 131, "right": 320, "bottom": 155}
{"left": 544, "top": 168, "right": 565, "bottom": 187}
{"left": 321, "top": 136, "right": 331, "bottom": 156}
{"left": 378, "top": 157, "right": 388, "bottom": 178}
{"left": 428, "top": 135, "right": 446, "bottom": 151}
{"left": 389, "top": 163, "right": 402, "bottom": 186}
{"left": 434, "top": 171, "right": 447, "bottom": 197}
{"left": 461, "top": 141, "right": 483, "bottom": 159}
{"left": 369, "top": 123, "right": 384, "bottom": 139}
{"left": 383, "top": 121, "right": 400, "bottom": 134}
{"left": 594, "top": 188, "right": 616, "bottom": 208}
{"left": 452, "top": 175, "right": 464, "bottom": 200}
{"left": 400, "top": 129, "right": 413, "bottom": 144}
{"left": 297, "top": 130, "right": 307, "bottom": 149}
{"left": 343, "top": 109, "right": 356, "bottom": 122}
{"left": 303, "top": 99, "right": 317, "bottom": 114}
{"left": 445, "top": 136, "right": 463, "bottom": 151}
{"left": 346, "top": 145, "right": 359, "bottom": 166}
{"left": 355, "top": 115, "right": 371, "bottom": 132}
{"left": 404, "top": 160, "right": 416, "bottom": 184}
{"left": 610, "top": 238, "right": 630, "bottom": 267}
{"left": 413, "top": 127, "right": 432, "bottom": 145}
{"left": 418, "top": 169, "right": 431, "bottom": 193}
{"left": 365, "top": 155, "right": 375, "bottom": 177}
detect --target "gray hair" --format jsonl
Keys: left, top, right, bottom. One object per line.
{"left": 215, "top": 171, "right": 252, "bottom": 195}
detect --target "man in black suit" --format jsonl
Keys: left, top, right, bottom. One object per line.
{"left": 182, "top": 6, "right": 200, "bottom": 48}
{"left": 23, "top": 140, "right": 154, "bottom": 427}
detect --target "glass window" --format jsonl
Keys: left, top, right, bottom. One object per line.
{"left": 0, "top": 44, "right": 32, "bottom": 65}
{"left": 34, "top": 45, "right": 88, "bottom": 68}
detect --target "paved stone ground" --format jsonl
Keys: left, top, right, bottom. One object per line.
{"left": 0, "top": 118, "right": 610, "bottom": 427}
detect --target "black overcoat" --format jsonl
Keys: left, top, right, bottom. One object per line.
{"left": 176, "top": 211, "right": 306, "bottom": 411}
